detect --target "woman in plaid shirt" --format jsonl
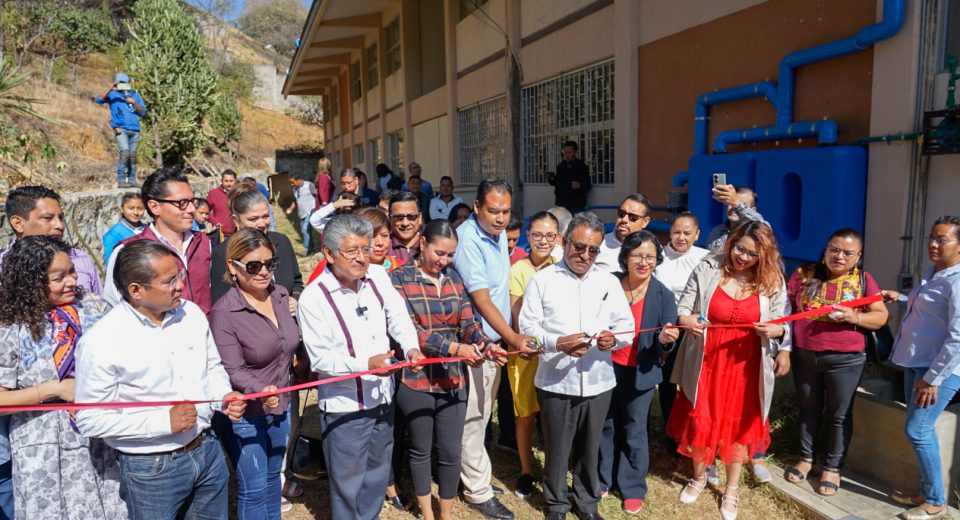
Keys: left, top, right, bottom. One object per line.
{"left": 390, "top": 219, "right": 495, "bottom": 520}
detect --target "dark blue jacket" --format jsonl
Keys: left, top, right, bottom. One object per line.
{"left": 627, "top": 275, "right": 679, "bottom": 391}
{"left": 95, "top": 90, "right": 146, "bottom": 131}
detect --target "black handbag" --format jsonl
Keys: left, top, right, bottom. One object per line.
{"left": 288, "top": 390, "right": 327, "bottom": 480}
{"left": 860, "top": 270, "right": 895, "bottom": 363}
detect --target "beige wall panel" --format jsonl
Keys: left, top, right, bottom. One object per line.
{"left": 457, "top": 58, "right": 507, "bottom": 108}
{"left": 385, "top": 70, "right": 404, "bottom": 108}
{"left": 456, "top": 0, "right": 506, "bottom": 72}
{"left": 365, "top": 88, "right": 380, "bottom": 120}
{"left": 520, "top": 0, "right": 587, "bottom": 38}
{"left": 519, "top": 5, "right": 614, "bottom": 85}
{"left": 410, "top": 86, "right": 448, "bottom": 125}
{"left": 386, "top": 105, "right": 404, "bottom": 133}
{"left": 413, "top": 115, "right": 451, "bottom": 181}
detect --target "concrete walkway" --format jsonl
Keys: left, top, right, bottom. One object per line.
{"left": 767, "top": 464, "right": 957, "bottom": 519}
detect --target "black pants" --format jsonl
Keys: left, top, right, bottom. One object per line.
{"left": 792, "top": 348, "right": 866, "bottom": 470}
{"left": 488, "top": 365, "right": 516, "bottom": 446}
{"left": 598, "top": 364, "right": 655, "bottom": 500}
{"left": 395, "top": 384, "right": 467, "bottom": 499}
{"left": 539, "top": 388, "right": 612, "bottom": 515}
{"left": 657, "top": 345, "right": 679, "bottom": 439}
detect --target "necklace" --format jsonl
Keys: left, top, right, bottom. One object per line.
{"left": 625, "top": 276, "right": 650, "bottom": 305}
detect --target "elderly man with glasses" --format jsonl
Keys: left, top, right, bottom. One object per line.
{"left": 103, "top": 166, "right": 213, "bottom": 313}
{"left": 298, "top": 213, "right": 425, "bottom": 520}
{"left": 595, "top": 194, "right": 654, "bottom": 274}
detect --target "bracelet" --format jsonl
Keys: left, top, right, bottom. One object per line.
{"left": 35, "top": 385, "right": 43, "bottom": 404}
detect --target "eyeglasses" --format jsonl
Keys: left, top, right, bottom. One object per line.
{"left": 232, "top": 258, "right": 280, "bottom": 275}
{"left": 337, "top": 247, "right": 372, "bottom": 260}
{"left": 628, "top": 253, "right": 659, "bottom": 265}
{"left": 142, "top": 269, "right": 186, "bottom": 290}
{"left": 529, "top": 232, "right": 559, "bottom": 242}
{"left": 617, "top": 209, "right": 647, "bottom": 223}
{"left": 928, "top": 236, "right": 959, "bottom": 246}
{"left": 390, "top": 213, "right": 420, "bottom": 222}
{"left": 153, "top": 198, "right": 198, "bottom": 211}
{"left": 826, "top": 245, "right": 860, "bottom": 258}
{"left": 732, "top": 242, "right": 760, "bottom": 259}
{"left": 570, "top": 242, "right": 601, "bottom": 257}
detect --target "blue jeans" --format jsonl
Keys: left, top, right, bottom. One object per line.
{"left": 299, "top": 212, "right": 314, "bottom": 254}
{"left": 0, "top": 461, "right": 12, "bottom": 520}
{"left": 118, "top": 431, "right": 230, "bottom": 520}
{"left": 223, "top": 413, "right": 290, "bottom": 520}
{"left": 903, "top": 367, "right": 960, "bottom": 507}
{"left": 115, "top": 129, "right": 140, "bottom": 183}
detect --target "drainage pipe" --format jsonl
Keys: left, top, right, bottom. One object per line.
{"left": 694, "top": 82, "right": 779, "bottom": 155}
{"left": 714, "top": 120, "right": 838, "bottom": 153}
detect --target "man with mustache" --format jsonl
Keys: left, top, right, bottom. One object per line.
{"left": 595, "top": 194, "right": 653, "bottom": 274}
{"left": 387, "top": 191, "right": 422, "bottom": 265}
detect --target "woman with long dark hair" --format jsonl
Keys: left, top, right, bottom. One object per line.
{"left": 785, "top": 228, "right": 888, "bottom": 495}
{"left": 667, "top": 222, "right": 791, "bottom": 520}
{"left": 0, "top": 236, "right": 126, "bottom": 519}
{"left": 389, "top": 219, "right": 489, "bottom": 520}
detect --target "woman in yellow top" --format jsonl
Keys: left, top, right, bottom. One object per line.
{"left": 508, "top": 210, "right": 561, "bottom": 500}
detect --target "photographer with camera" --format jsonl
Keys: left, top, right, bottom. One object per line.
{"left": 95, "top": 72, "right": 146, "bottom": 189}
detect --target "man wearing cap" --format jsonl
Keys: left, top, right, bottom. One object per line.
{"left": 96, "top": 72, "right": 147, "bottom": 189}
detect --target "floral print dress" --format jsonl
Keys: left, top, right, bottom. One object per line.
{"left": 0, "top": 295, "right": 127, "bottom": 520}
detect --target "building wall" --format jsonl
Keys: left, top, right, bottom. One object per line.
{"left": 413, "top": 116, "right": 451, "bottom": 181}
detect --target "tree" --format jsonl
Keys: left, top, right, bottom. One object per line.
{"left": 238, "top": 0, "right": 307, "bottom": 60}
{"left": 208, "top": 94, "right": 241, "bottom": 149}
{"left": 47, "top": 8, "right": 118, "bottom": 93}
{"left": 125, "top": 0, "right": 218, "bottom": 164}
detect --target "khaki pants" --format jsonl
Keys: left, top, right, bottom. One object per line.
{"left": 460, "top": 361, "right": 500, "bottom": 503}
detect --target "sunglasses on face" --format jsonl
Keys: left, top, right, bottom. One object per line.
{"left": 570, "top": 242, "right": 601, "bottom": 257}
{"left": 391, "top": 213, "right": 420, "bottom": 222}
{"left": 617, "top": 209, "right": 646, "bottom": 223}
{"left": 232, "top": 258, "right": 280, "bottom": 275}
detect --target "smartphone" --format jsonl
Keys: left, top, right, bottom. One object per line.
{"left": 115, "top": 82, "right": 133, "bottom": 91}
{"left": 712, "top": 173, "right": 727, "bottom": 188}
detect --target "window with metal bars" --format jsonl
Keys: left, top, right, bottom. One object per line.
{"left": 350, "top": 61, "right": 362, "bottom": 101}
{"left": 369, "top": 138, "right": 382, "bottom": 167}
{"left": 365, "top": 43, "right": 379, "bottom": 90}
{"left": 353, "top": 144, "right": 364, "bottom": 166}
{"left": 386, "top": 18, "right": 401, "bottom": 75}
{"left": 521, "top": 59, "right": 615, "bottom": 185}
{"left": 459, "top": 96, "right": 507, "bottom": 185}
{"left": 388, "top": 131, "right": 404, "bottom": 173}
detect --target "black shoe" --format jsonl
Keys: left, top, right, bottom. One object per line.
{"left": 384, "top": 493, "right": 411, "bottom": 511}
{"left": 467, "top": 497, "right": 515, "bottom": 519}
{"left": 117, "top": 181, "right": 127, "bottom": 189}
{"left": 576, "top": 513, "right": 605, "bottom": 520}
{"left": 515, "top": 474, "right": 535, "bottom": 499}
{"left": 546, "top": 513, "right": 567, "bottom": 520}
{"left": 492, "top": 484, "right": 504, "bottom": 496}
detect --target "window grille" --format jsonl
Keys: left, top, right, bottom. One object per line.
{"left": 369, "top": 138, "right": 382, "bottom": 168}
{"left": 353, "top": 143, "right": 364, "bottom": 166}
{"left": 521, "top": 59, "right": 615, "bottom": 185}
{"left": 350, "top": 61, "right": 362, "bottom": 101}
{"left": 386, "top": 18, "right": 401, "bottom": 75}
{"left": 388, "top": 131, "right": 404, "bottom": 173}
{"left": 365, "top": 43, "right": 379, "bottom": 90}
{"left": 459, "top": 96, "right": 507, "bottom": 185}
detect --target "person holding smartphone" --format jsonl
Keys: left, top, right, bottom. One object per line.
{"left": 95, "top": 72, "right": 146, "bottom": 189}
{"left": 705, "top": 178, "right": 767, "bottom": 255}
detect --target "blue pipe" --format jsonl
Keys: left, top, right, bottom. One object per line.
{"left": 694, "top": 0, "right": 905, "bottom": 153}
{"left": 694, "top": 82, "right": 779, "bottom": 155}
{"left": 672, "top": 171, "right": 689, "bottom": 188}
{"left": 776, "top": 0, "right": 905, "bottom": 126}
{"left": 647, "top": 221, "right": 672, "bottom": 235}
{"left": 714, "top": 119, "right": 838, "bottom": 153}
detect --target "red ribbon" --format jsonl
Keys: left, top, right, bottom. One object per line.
{"left": 0, "top": 294, "right": 881, "bottom": 414}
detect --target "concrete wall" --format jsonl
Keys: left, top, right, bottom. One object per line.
{"left": 251, "top": 65, "right": 296, "bottom": 112}
{"left": 413, "top": 116, "right": 450, "bottom": 181}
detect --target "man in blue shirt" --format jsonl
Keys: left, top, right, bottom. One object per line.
{"left": 96, "top": 72, "right": 146, "bottom": 189}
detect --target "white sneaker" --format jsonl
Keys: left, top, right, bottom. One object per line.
{"left": 705, "top": 465, "right": 720, "bottom": 487}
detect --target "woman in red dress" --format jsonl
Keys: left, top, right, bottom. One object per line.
{"left": 666, "top": 222, "right": 791, "bottom": 520}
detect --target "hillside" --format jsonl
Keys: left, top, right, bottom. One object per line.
{"left": 1, "top": 9, "right": 321, "bottom": 195}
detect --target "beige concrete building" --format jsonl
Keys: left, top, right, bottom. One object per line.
{"left": 283, "top": 0, "right": 959, "bottom": 292}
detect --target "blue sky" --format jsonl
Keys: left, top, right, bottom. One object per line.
{"left": 184, "top": 0, "right": 313, "bottom": 22}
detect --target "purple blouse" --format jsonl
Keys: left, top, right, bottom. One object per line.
{"left": 209, "top": 284, "right": 300, "bottom": 417}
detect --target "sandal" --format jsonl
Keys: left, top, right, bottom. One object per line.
{"left": 679, "top": 476, "right": 707, "bottom": 504}
{"left": 785, "top": 459, "right": 814, "bottom": 484}
{"left": 720, "top": 485, "right": 739, "bottom": 520}
{"left": 818, "top": 469, "right": 841, "bottom": 496}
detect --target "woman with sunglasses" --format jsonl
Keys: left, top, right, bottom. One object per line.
{"left": 882, "top": 216, "right": 960, "bottom": 520}
{"left": 209, "top": 228, "right": 300, "bottom": 520}
{"left": 210, "top": 184, "right": 304, "bottom": 309}
{"left": 666, "top": 222, "right": 791, "bottom": 520}
{"left": 597, "top": 230, "right": 679, "bottom": 515}
{"left": 784, "top": 228, "right": 887, "bottom": 496}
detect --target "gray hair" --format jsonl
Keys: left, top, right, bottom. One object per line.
{"left": 564, "top": 211, "right": 605, "bottom": 242}
{"left": 323, "top": 213, "right": 373, "bottom": 251}
{"left": 339, "top": 168, "right": 358, "bottom": 180}
{"left": 547, "top": 206, "right": 573, "bottom": 235}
